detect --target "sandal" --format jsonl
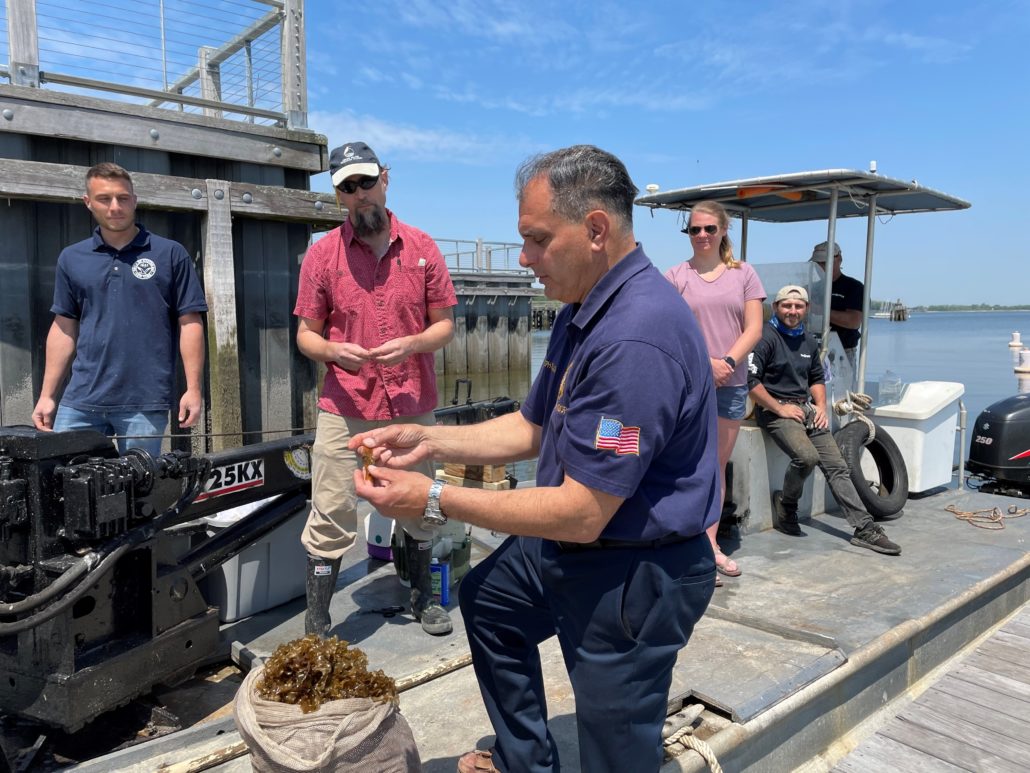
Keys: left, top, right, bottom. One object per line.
{"left": 457, "top": 749, "right": 502, "bottom": 773}
{"left": 715, "top": 551, "right": 741, "bottom": 577}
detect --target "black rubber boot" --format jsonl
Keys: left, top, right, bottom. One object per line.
{"left": 304, "top": 554, "right": 341, "bottom": 637}
{"left": 773, "top": 491, "right": 802, "bottom": 536}
{"left": 403, "top": 532, "right": 452, "bottom": 636}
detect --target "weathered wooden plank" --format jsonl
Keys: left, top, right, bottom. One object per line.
{"left": 832, "top": 733, "right": 967, "bottom": 773}
{"left": 994, "top": 629, "right": 1030, "bottom": 654}
{"left": 1002, "top": 619, "right": 1030, "bottom": 642}
{"left": 466, "top": 295, "right": 489, "bottom": 373}
{"left": 975, "top": 637, "right": 1030, "bottom": 675}
{"left": 914, "top": 686, "right": 1030, "bottom": 748}
{"left": 887, "top": 702, "right": 1030, "bottom": 771}
{"left": 964, "top": 648, "right": 1030, "bottom": 687}
{"left": 203, "top": 180, "right": 243, "bottom": 451}
{"left": 488, "top": 296, "right": 510, "bottom": 373}
{"left": 0, "top": 159, "right": 343, "bottom": 226}
{"left": 508, "top": 296, "right": 531, "bottom": 372}
{"left": 0, "top": 83, "right": 322, "bottom": 145}
{"left": 943, "top": 665, "right": 1030, "bottom": 719}
{"left": 0, "top": 85, "right": 325, "bottom": 171}
{"left": 0, "top": 199, "right": 36, "bottom": 425}
{"left": 444, "top": 299, "right": 469, "bottom": 373}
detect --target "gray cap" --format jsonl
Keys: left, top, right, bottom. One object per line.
{"left": 329, "top": 141, "right": 381, "bottom": 187}
{"left": 810, "top": 241, "right": 841, "bottom": 263}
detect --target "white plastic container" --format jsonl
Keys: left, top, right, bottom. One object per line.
{"left": 871, "top": 381, "right": 965, "bottom": 493}
{"left": 199, "top": 499, "right": 308, "bottom": 623}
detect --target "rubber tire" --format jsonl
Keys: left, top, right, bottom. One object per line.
{"left": 834, "top": 421, "right": 909, "bottom": 519}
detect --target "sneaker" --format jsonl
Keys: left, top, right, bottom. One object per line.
{"left": 851, "top": 526, "right": 901, "bottom": 556}
{"left": 773, "top": 491, "right": 802, "bottom": 536}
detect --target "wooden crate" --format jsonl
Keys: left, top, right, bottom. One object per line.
{"left": 443, "top": 463, "right": 507, "bottom": 483}
{"left": 436, "top": 472, "right": 511, "bottom": 491}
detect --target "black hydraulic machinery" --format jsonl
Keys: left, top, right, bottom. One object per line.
{"left": 0, "top": 383, "right": 520, "bottom": 745}
{"left": 0, "top": 426, "right": 315, "bottom": 734}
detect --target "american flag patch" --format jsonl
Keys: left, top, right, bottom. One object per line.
{"left": 595, "top": 416, "right": 640, "bottom": 455}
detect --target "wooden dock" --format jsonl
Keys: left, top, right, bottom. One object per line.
{"left": 833, "top": 604, "right": 1030, "bottom": 772}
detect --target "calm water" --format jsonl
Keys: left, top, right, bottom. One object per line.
{"left": 437, "top": 311, "right": 1030, "bottom": 482}
{"left": 864, "top": 311, "right": 1030, "bottom": 426}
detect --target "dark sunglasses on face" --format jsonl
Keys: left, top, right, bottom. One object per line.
{"left": 338, "top": 175, "right": 379, "bottom": 195}
{"left": 684, "top": 224, "right": 719, "bottom": 236}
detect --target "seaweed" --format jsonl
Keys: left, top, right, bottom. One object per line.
{"left": 256, "top": 635, "right": 398, "bottom": 713}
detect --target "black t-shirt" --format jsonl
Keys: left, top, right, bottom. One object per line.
{"left": 828, "top": 273, "right": 863, "bottom": 349}
{"left": 748, "top": 323, "right": 824, "bottom": 401}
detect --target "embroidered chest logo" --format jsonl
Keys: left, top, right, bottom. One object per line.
{"left": 595, "top": 416, "right": 640, "bottom": 456}
{"left": 554, "top": 362, "right": 573, "bottom": 414}
{"left": 131, "top": 258, "right": 157, "bottom": 280}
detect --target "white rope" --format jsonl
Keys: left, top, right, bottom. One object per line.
{"left": 832, "top": 390, "right": 876, "bottom": 443}
{"left": 665, "top": 724, "right": 724, "bottom": 773}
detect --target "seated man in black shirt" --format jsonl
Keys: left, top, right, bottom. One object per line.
{"left": 748, "top": 285, "right": 900, "bottom": 555}
{"left": 810, "top": 241, "right": 863, "bottom": 365}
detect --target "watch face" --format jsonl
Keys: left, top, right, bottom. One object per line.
{"left": 423, "top": 511, "right": 447, "bottom": 527}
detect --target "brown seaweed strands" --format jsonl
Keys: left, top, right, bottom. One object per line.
{"left": 256, "top": 634, "right": 398, "bottom": 713}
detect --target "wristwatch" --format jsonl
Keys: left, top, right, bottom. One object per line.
{"left": 722, "top": 355, "right": 736, "bottom": 369}
{"left": 423, "top": 480, "right": 448, "bottom": 528}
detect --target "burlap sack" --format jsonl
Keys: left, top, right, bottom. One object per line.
{"left": 234, "top": 665, "right": 422, "bottom": 772}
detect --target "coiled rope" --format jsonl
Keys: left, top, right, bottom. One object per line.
{"left": 945, "top": 503, "right": 1029, "bottom": 530}
{"left": 832, "top": 391, "right": 876, "bottom": 442}
{"left": 664, "top": 724, "right": 724, "bottom": 773}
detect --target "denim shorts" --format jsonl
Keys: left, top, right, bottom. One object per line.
{"left": 715, "top": 385, "right": 748, "bottom": 421}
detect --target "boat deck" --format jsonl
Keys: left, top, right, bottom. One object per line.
{"left": 67, "top": 485, "right": 1030, "bottom": 773}
{"left": 831, "top": 603, "right": 1030, "bottom": 772}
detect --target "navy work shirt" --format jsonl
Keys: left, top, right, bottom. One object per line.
{"left": 52, "top": 225, "right": 207, "bottom": 411}
{"left": 522, "top": 245, "right": 720, "bottom": 541}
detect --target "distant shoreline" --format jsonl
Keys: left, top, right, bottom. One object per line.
{"left": 911, "top": 308, "right": 1030, "bottom": 313}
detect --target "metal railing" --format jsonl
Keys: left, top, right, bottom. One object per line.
{"left": 436, "top": 238, "right": 530, "bottom": 275}
{"left": 1, "top": 0, "right": 306, "bottom": 127}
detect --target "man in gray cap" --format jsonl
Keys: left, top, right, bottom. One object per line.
{"left": 748, "top": 285, "right": 900, "bottom": 554}
{"left": 293, "top": 141, "right": 458, "bottom": 636}
{"left": 810, "top": 241, "right": 864, "bottom": 365}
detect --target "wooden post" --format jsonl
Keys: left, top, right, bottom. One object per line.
{"left": 198, "top": 47, "right": 222, "bottom": 119}
{"left": 202, "top": 179, "right": 243, "bottom": 450}
{"left": 281, "top": 0, "right": 307, "bottom": 129}
{"left": 488, "top": 296, "right": 509, "bottom": 372}
{"left": 466, "top": 295, "right": 489, "bottom": 372}
{"left": 508, "top": 296, "right": 531, "bottom": 372}
{"left": 7, "top": 0, "right": 40, "bottom": 87}
{"left": 443, "top": 297, "right": 469, "bottom": 373}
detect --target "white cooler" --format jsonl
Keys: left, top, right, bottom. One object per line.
{"left": 871, "top": 381, "right": 965, "bottom": 493}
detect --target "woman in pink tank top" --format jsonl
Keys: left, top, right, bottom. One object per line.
{"left": 665, "top": 201, "right": 766, "bottom": 580}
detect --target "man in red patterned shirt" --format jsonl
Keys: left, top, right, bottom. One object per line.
{"left": 293, "top": 141, "right": 457, "bottom": 636}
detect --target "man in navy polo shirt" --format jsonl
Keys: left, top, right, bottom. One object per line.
{"left": 31, "top": 163, "right": 207, "bottom": 456}
{"left": 350, "top": 145, "right": 720, "bottom": 773}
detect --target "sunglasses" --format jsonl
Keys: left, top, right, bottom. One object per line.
{"left": 684, "top": 224, "right": 719, "bottom": 236}
{"left": 337, "top": 175, "right": 379, "bottom": 195}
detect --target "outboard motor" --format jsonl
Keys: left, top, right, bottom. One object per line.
{"left": 966, "top": 393, "right": 1030, "bottom": 498}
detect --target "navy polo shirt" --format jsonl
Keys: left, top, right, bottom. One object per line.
{"left": 52, "top": 225, "right": 207, "bottom": 411}
{"left": 522, "top": 245, "right": 720, "bottom": 541}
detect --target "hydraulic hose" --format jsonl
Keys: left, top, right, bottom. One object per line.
{"left": 0, "top": 554, "right": 94, "bottom": 616}
{"left": 0, "top": 457, "right": 211, "bottom": 635}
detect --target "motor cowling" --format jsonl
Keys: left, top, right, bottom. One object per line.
{"left": 966, "top": 393, "right": 1030, "bottom": 493}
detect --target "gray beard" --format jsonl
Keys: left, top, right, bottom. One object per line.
{"left": 353, "top": 206, "right": 388, "bottom": 238}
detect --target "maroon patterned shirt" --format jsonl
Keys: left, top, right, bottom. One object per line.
{"left": 293, "top": 210, "right": 457, "bottom": 419}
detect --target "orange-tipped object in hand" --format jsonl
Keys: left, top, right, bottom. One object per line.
{"left": 361, "top": 446, "right": 374, "bottom": 482}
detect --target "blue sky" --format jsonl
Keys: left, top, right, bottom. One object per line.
{"left": 302, "top": 0, "right": 1028, "bottom": 306}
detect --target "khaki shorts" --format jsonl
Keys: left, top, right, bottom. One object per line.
{"left": 301, "top": 410, "right": 438, "bottom": 558}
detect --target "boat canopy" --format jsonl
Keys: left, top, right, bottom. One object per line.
{"left": 634, "top": 169, "right": 970, "bottom": 222}
{"left": 635, "top": 168, "right": 971, "bottom": 393}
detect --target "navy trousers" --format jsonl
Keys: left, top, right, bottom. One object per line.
{"left": 458, "top": 534, "right": 715, "bottom": 773}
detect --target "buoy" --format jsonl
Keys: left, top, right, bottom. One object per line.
{"left": 1009, "top": 331, "right": 1023, "bottom": 348}
{"left": 1016, "top": 348, "right": 1030, "bottom": 374}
